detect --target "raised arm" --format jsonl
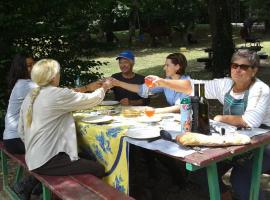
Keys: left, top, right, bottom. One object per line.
{"left": 111, "top": 78, "right": 140, "bottom": 93}
{"left": 146, "top": 75, "right": 192, "bottom": 95}
{"left": 73, "top": 80, "right": 103, "bottom": 93}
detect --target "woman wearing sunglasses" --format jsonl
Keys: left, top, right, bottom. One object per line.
{"left": 145, "top": 49, "right": 270, "bottom": 200}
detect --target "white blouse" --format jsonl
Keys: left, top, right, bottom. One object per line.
{"left": 190, "top": 78, "right": 270, "bottom": 128}
{"left": 18, "top": 86, "right": 105, "bottom": 170}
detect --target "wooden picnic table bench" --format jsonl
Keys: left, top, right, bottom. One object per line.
{"left": 0, "top": 141, "right": 134, "bottom": 200}
{"left": 236, "top": 45, "right": 263, "bottom": 53}
{"left": 197, "top": 46, "right": 267, "bottom": 70}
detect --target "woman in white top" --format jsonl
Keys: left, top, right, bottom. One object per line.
{"left": 145, "top": 49, "right": 270, "bottom": 200}
{"left": 18, "top": 59, "right": 112, "bottom": 177}
{"left": 3, "top": 53, "right": 36, "bottom": 154}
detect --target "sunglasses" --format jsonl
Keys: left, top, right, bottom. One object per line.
{"left": 231, "top": 63, "right": 253, "bottom": 70}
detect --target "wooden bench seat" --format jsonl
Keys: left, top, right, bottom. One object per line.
{"left": 244, "top": 38, "right": 261, "bottom": 47}
{"left": 236, "top": 45, "right": 263, "bottom": 52}
{"left": 0, "top": 141, "right": 134, "bottom": 200}
{"left": 197, "top": 57, "right": 211, "bottom": 63}
{"left": 259, "top": 54, "right": 268, "bottom": 60}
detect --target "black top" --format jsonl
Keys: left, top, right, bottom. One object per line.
{"left": 112, "top": 72, "right": 149, "bottom": 105}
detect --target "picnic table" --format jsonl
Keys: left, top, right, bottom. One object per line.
{"left": 182, "top": 132, "right": 270, "bottom": 200}
{"left": 74, "top": 105, "right": 182, "bottom": 194}
{"left": 197, "top": 46, "right": 267, "bottom": 70}
{"left": 74, "top": 106, "right": 130, "bottom": 194}
{"left": 74, "top": 105, "right": 270, "bottom": 200}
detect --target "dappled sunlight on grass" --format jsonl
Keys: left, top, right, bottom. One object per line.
{"left": 95, "top": 47, "right": 208, "bottom": 78}
{"left": 93, "top": 26, "right": 270, "bottom": 79}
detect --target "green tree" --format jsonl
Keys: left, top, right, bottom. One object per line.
{"left": 0, "top": 0, "right": 107, "bottom": 136}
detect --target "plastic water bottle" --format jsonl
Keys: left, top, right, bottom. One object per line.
{"left": 180, "top": 97, "right": 192, "bottom": 133}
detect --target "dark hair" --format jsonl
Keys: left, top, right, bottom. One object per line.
{"left": 8, "top": 53, "right": 32, "bottom": 92}
{"left": 166, "top": 53, "right": 187, "bottom": 75}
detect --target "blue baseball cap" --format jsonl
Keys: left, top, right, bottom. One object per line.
{"left": 116, "top": 50, "right": 135, "bottom": 62}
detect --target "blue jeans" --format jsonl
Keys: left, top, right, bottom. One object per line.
{"left": 230, "top": 145, "right": 270, "bottom": 200}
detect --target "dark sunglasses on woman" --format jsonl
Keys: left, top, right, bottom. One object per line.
{"left": 231, "top": 63, "right": 253, "bottom": 71}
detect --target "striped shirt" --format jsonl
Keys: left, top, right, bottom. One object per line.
{"left": 190, "top": 78, "right": 270, "bottom": 127}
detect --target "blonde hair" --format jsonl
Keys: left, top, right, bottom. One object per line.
{"left": 26, "top": 59, "right": 60, "bottom": 127}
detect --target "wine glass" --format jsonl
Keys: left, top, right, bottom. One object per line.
{"left": 145, "top": 78, "right": 154, "bottom": 88}
{"left": 144, "top": 77, "right": 154, "bottom": 96}
{"left": 145, "top": 107, "right": 155, "bottom": 117}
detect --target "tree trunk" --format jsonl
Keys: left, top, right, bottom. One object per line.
{"left": 265, "top": 19, "right": 270, "bottom": 33}
{"left": 128, "top": 0, "right": 140, "bottom": 46}
{"left": 208, "top": 0, "right": 234, "bottom": 78}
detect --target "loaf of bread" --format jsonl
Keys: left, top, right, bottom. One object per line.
{"left": 122, "top": 109, "right": 142, "bottom": 117}
{"left": 176, "top": 132, "right": 251, "bottom": 147}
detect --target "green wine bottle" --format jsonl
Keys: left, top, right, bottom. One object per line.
{"left": 198, "top": 84, "right": 210, "bottom": 135}
{"left": 191, "top": 84, "right": 200, "bottom": 132}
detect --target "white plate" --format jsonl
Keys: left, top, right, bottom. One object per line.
{"left": 126, "top": 127, "right": 161, "bottom": 139}
{"left": 99, "top": 101, "right": 119, "bottom": 106}
{"left": 73, "top": 112, "right": 100, "bottom": 117}
{"left": 81, "top": 115, "right": 113, "bottom": 124}
{"left": 136, "top": 116, "right": 162, "bottom": 123}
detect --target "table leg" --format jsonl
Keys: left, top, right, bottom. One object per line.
{"left": 186, "top": 162, "right": 220, "bottom": 200}
{"left": 206, "top": 163, "right": 221, "bottom": 200}
{"left": 249, "top": 145, "right": 265, "bottom": 200}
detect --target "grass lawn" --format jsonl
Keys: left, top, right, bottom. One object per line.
{"left": 91, "top": 25, "right": 270, "bottom": 80}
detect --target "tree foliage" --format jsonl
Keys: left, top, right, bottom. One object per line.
{"left": 0, "top": 0, "right": 106, "bottom": 134}
{"left": 0, "top": 1, "right": 106, "bottom": 88}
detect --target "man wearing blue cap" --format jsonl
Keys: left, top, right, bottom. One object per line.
{"left": 111, "top": 50, "right": 149, "bottom": 106}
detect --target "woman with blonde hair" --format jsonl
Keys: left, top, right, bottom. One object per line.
{"left": 18, "top": 59, "right": 112, "bottom": 178}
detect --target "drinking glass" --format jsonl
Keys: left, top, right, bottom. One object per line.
{"left": 144, "top": 77, "right": 154, "bottom": 96}
{"left": 145, "top": 78, "right": 154, "bottom": 88}
{"left": 145, "top": 107, "right": 155, "bottom": 117}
